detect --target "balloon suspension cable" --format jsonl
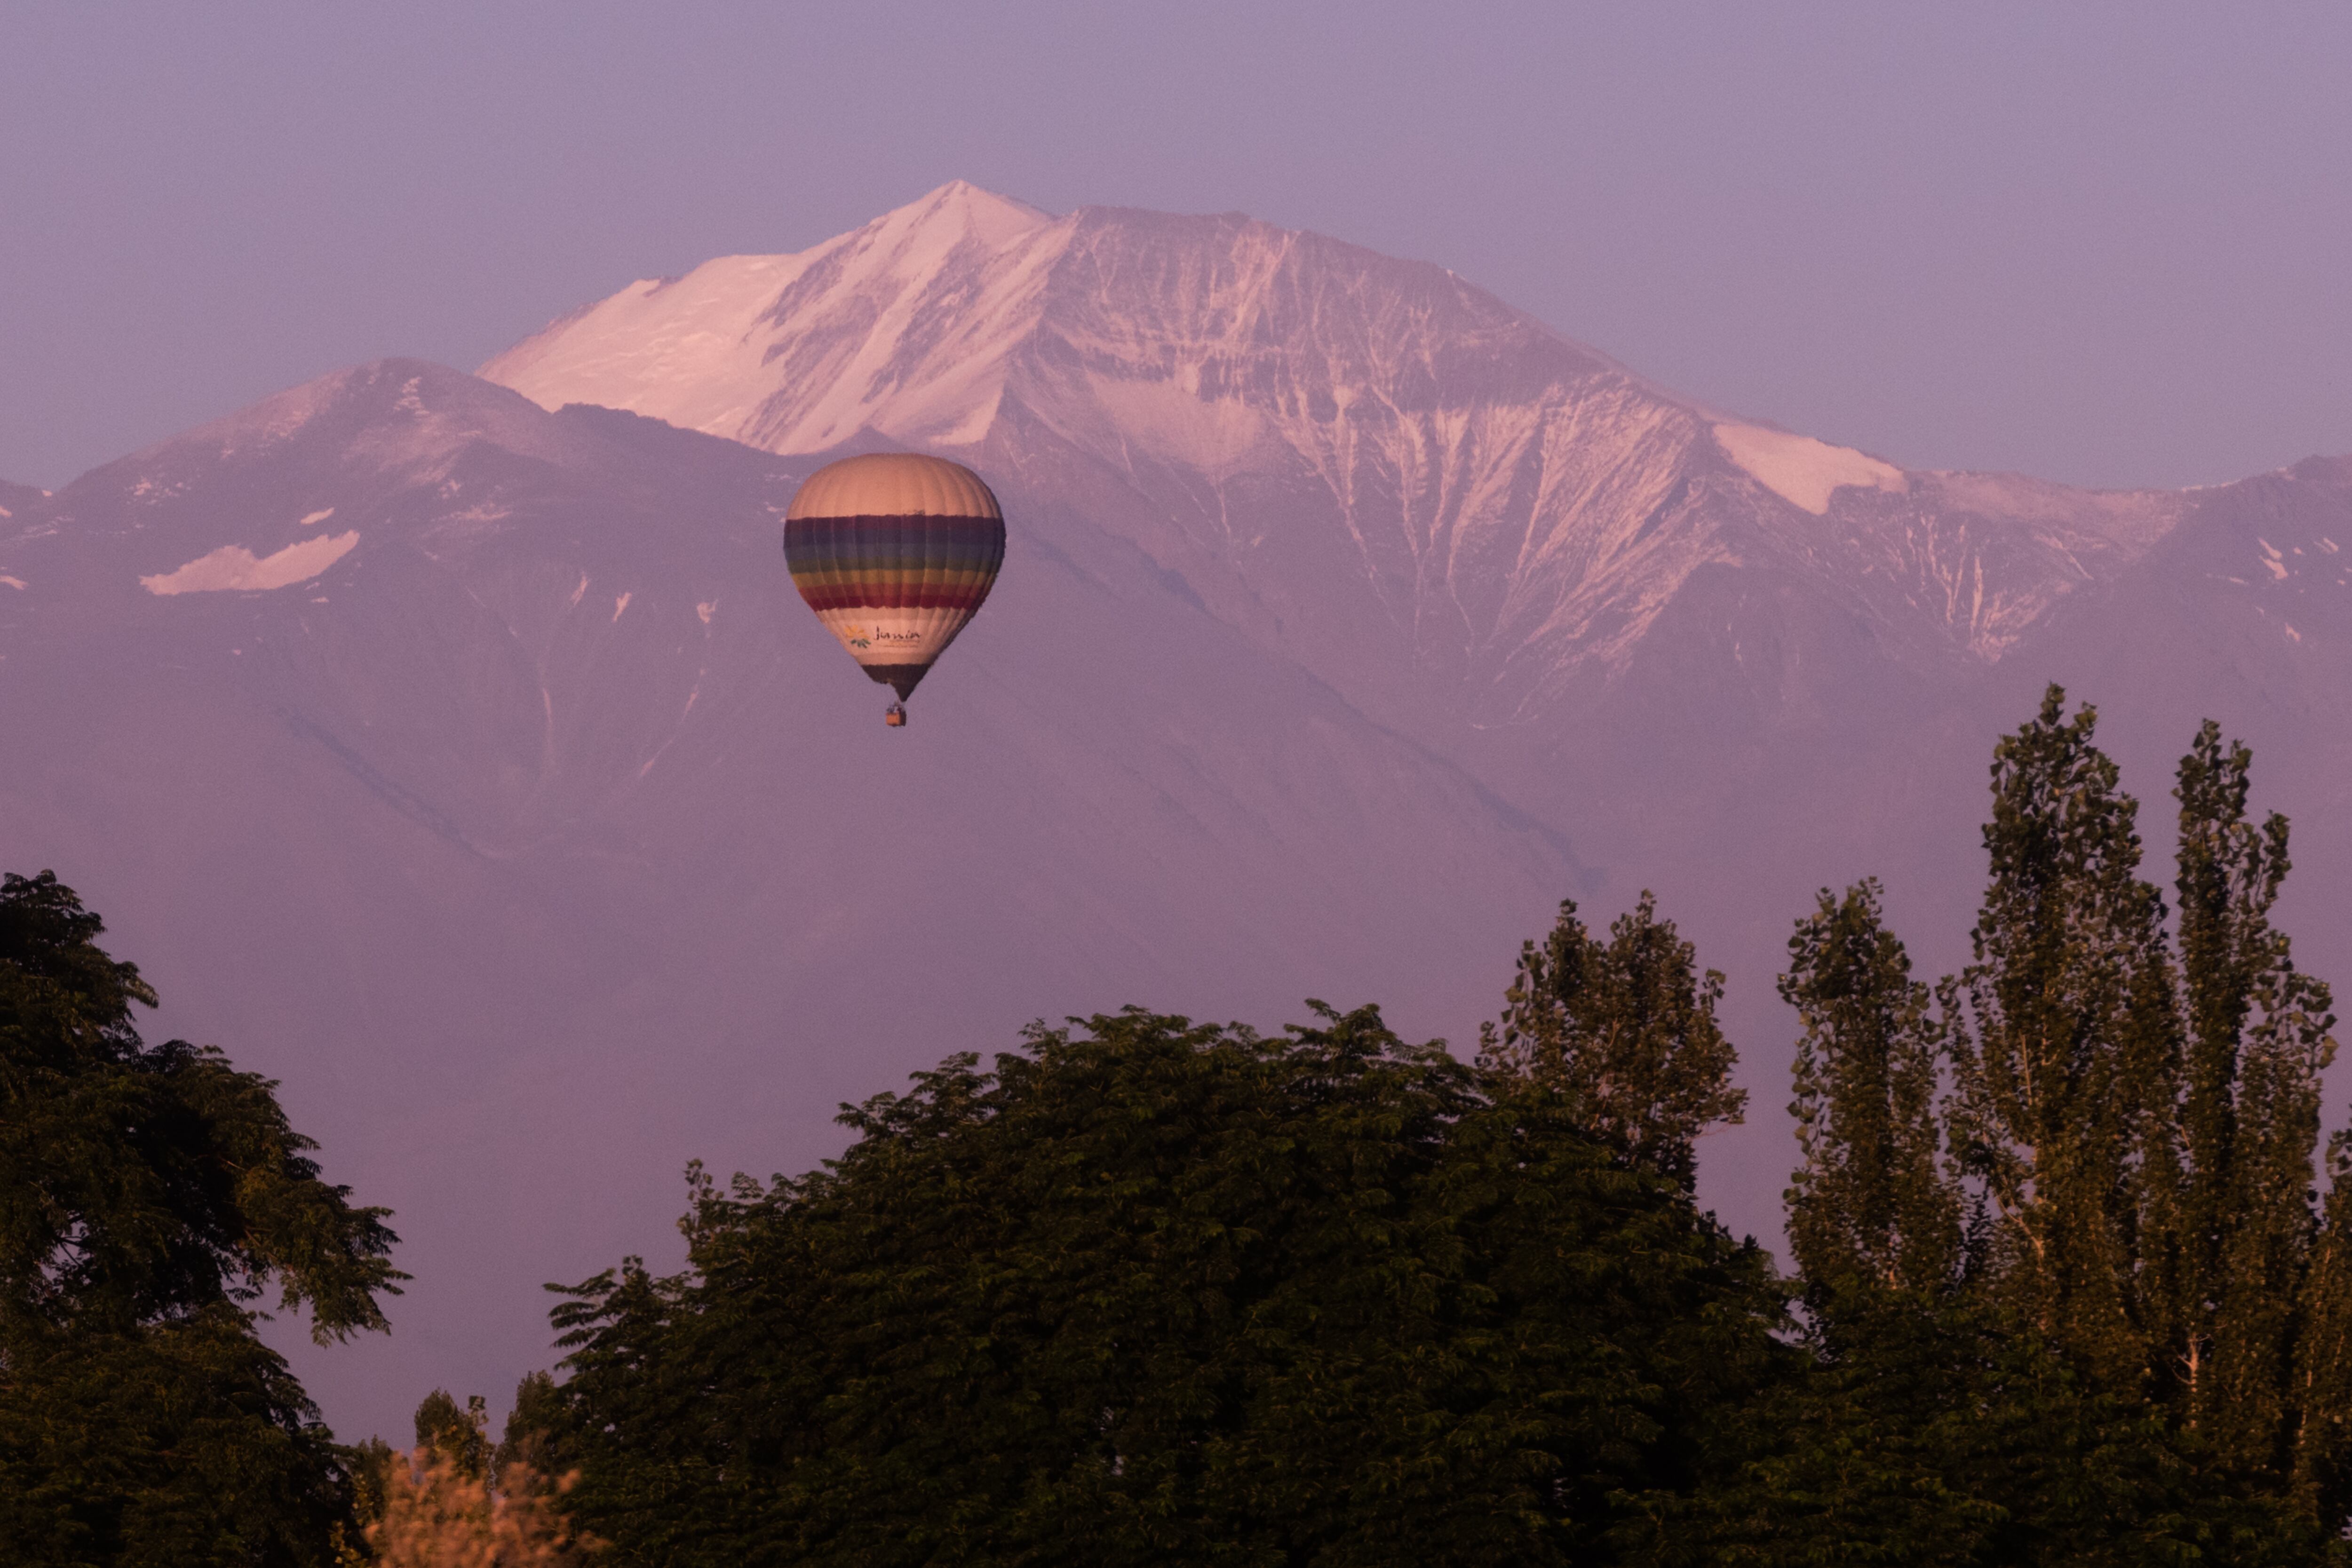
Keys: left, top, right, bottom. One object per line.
{"left": 884, "top": 702, "right": 908, "bottom": 729}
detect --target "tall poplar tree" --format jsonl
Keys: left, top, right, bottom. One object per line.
{"left": 1481, "top": 892, "right": 1746, "bottom": 1189}
{"left": 2157, "top": 723, "right": 2338, "bottom": 1466}
{"left": 1772, "top": 689, "right": 2352, "bottom": 1553}
{"left": 1942, "top": 689, "right": 2179, "bottom": 1387}
{"left": 1780, "top": 879, "right": 1962, "bottom": 1306}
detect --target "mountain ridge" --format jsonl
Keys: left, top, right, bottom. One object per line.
{"left": 481, "top": 183, "right": 2199, "bottom": 781}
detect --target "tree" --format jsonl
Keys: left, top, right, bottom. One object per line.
{"left": 1482, "top": 892, "right": 1747, "bottom": 1188}
{"left": 495, "top": 1370, "right": 570, "bottom": 1479}
{"left": 544, "top": 1005, "right": 1785, "bottom": 1567}
{"left": 2159, "top": 723, "right": 2337, "bottom": 1466}
{"left": 1942, "top": 689, "right": 2179, "bottom": 1385}
{"left": 1758, "top": 691, "right": 2352, "bottom": 1561}
{"left": 1756, "top": 863, "right": 2270, "bottom": 1567}
{"left": 414, "top": 1388, "right": 492, "bottom": 1481}
{"left": 2292, "top": 1134, "right": 2352, "bottom": 1526}
{"left": 0, "top": 870, "right": 402, "bottom": 1567}
{"left": 1779, "top": 879, "right": 1961, "bottom": 1306}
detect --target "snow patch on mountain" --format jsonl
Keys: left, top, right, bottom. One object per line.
{"left": 1713, "top": 423, "right": 1906, "bottom": 514}
{"left": 485, "top": 181, "right": 1066, "bottom": 454}
{"left": 140, "top": 531, "right": 360, "bottom": 595}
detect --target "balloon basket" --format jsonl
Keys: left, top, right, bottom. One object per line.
{"left": 884, "top": 703, "right": 907, "bottom": 728}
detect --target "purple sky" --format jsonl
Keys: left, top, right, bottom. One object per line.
{"left": 4, "top": 2, "right": 2347, "bottom": 493}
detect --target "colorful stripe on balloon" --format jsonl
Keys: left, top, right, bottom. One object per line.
{"left": 783, "top": 515, "right": 1006, "bottom": 613}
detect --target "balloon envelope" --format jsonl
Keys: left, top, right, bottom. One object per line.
{"left": 782, "top": 454, "right": 1006, "bottom": 702}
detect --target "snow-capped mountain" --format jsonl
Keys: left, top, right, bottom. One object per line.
{"left": 484, "top": 182, "right": 2181, "bottom": 769}
{"left": 6, "top": 185, "right": 2349, "bottom": 1448}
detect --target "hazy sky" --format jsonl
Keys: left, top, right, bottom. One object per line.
{"left": 4, "top": 1, "right": 2347, "bottom": 491}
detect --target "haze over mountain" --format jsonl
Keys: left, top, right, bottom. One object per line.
{"left": 5, "top": 183, "right": 2348, "bottom": 1442}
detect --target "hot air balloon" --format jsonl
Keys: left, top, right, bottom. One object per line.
{"left": 781, "top": 453, "right": 1006, "bottom": 727}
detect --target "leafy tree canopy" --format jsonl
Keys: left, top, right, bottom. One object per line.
{"left": 545, "top": 1004, "right": 1787, "bottom": 1567}
{"left": 0, "top": 871, "right": 401, "bottom": 1568}
{"left": 1483, "top": 891, "right": 1746, "bottom": 1190}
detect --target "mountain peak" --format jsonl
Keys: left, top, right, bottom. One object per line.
{"left": 484, "top": 185, "right": 1075, "bottom": 454}
{"left": 881, "top": 180, "right": 1056, "bottom": 248}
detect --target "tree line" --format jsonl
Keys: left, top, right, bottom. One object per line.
{"left": 4, "top": 685, "right": 2350, "bottom": 1563}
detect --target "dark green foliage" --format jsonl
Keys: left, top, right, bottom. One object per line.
{"left": 414, "top": 1387, "right": 492, "bottom": 1480}
{"left": 2294, "top": 1137, "right": 2352, "bottom": 1524}
{"left": 0, "top": 1305, "right": 364, "bottom": 1568}
{"left": 1482, "top": 892, "right": 1747, "bottom": 1189}
{"left": 1780, "top": 880, "right": 1961, "bottom": 1304}
{"left": 545, "top": 1005, "right": 1786, "bottom": 1567}
{"left": 0, "top": 870, "right": 401, "bottom": 1567}
{"left": 0, "top": 871, "right": 401, "bottom": 1340}
{"left": 496, "top": 1369, "right": 571, "bottom": 1478}
{"left": 1944, "top": 689, "right": 2180, "bottom": 1382}
{"left": 1758, "top": 690, "right": 2352, "bottom": 1563}
{"left": 1701, "top": 1294, "right": 2341, "bottom": 1566}
{"left": 2159, "top": 724, "right": 2337, "bottom": 1468}
{"left": 344, "top": 1435, "right": 396, "bottom": 1544}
